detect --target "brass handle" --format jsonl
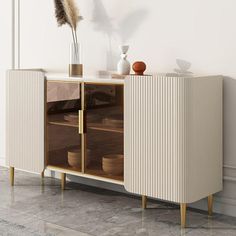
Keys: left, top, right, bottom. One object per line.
{"left": 78, "top": 110, "right": 84, "bottom": 134}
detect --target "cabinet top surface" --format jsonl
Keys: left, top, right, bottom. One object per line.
{"left": 45, "top": 73, "right": 222, "bottom": 85}
{"left": 46, "top": 73, "right": 125, "bottom": 85}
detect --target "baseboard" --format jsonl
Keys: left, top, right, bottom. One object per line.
{"left": 190, "top": 196, "right": 236, "bottom": 218}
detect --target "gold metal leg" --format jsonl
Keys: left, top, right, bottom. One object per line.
{"left": 41, "top": 170, "right": 45, "bottom": 188}
{"left": 61, "top": 173, "right": 66, "bottom": 190}
{"left": 142, "top": 195, "right": 147, "bottom": 209}
{"left": 208, "top": 195, "right": 213, "bottom": 216}
{"left": 180, "top": 203, "right": 187, "bottom": 228}
{"left": 10, "top": 167, "right": 14, "bottom": 186}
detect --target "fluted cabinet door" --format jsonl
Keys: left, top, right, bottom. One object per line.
{"left": 6, "top": 70, "right": 45, "bottom": 173}
{"left": 124, "top": 75, "right": 223, "bottom": 204}
{"left": 124, "top": 75, "right": 188, "bottom": 203}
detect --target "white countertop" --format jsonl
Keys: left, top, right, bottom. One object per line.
{"left": 45, "top": 73, "right": 125, "bottom": 85}
{"left": 45, "top": 72, "right": 222, "bottom": 85}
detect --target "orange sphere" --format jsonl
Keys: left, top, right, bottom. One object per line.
{"left": 132, "top": 61, "right": 146, "bottom": 75}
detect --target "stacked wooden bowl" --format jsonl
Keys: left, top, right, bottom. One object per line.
{"left": 68, "top": 149, "right": 91, "bottom": 168}
{"left": 102, "top": 155, "right": 124, "bottom": 176}
{"left": 64, "top": 113, "right": 78, "bottom": 125}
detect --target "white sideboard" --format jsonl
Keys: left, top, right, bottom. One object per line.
{"left": 6, "top": 70, "right": 223, "bottom": 227}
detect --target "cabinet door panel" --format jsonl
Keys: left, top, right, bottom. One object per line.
{"left": 46, "top": 81, "right": 82, "bottom": 172}
{"left": 124, "top": 75, "right": 223, "bottom": 203}
{"left": 6, "top": 70, "right": 45, "bottom": 173}
{"left": 124, "top": 75, "right": 188, "bottom": 202}
{"left": 84, "top": 84, "right": 124, "bottom": 182}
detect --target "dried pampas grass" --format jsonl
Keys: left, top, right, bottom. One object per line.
{"left": 53, "top": 0, "right": 83, "bottom": 44}
{"left": 54, "top": 0, "right": 67, "bottom": 26}
{"left": 63, "top": 0, "right": 82, "bottom": 31}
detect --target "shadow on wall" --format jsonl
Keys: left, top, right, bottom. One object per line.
{"left": 91, "top": 0, "right": 148, "bottom": 71}
{"left": 117, "top": 8, "right": 149, "bottom": 44}
{"left": 166, "top": 59, "right": 193, "bottom": 77}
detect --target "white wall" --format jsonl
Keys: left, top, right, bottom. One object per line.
{"left": 0, "top": 1, "right": 12, "bottom": 166}
{"left": 19, "top": 0, "right": 236, "bottom": 75}
{"left": 2, "top": 0, "right": 236, "bottom": 216}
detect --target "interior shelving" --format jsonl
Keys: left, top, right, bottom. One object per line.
{"left": 47, "top": 163, "right": 124, "bottom": 182}
{"left": 48, "top": 112, "right": 124, "bottom": 133}
{"left": 46, "top": 82, "right": 124, "bottom": 183}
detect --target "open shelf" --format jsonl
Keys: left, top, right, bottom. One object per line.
{"left": 47, "top": 164, "right": 124, "bottom": 184}
{"left": 47, "top": 164, "right": 81, "bottom": 173}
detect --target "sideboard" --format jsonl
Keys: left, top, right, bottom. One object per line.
{"left": 6, "top": 70, "right": 223, "bottom": 227}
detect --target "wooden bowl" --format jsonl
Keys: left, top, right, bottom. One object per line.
{"left": 64, "top": 113, "right": 78, "bottom": 123}
{"left": 68, "top": 149, "right": 91, "bottom": 168}
{"left": 102, "top": 155, "right": 124, "bottom": 176}
{"left": 102, "top": 117, "right": 123, "bottom": 128}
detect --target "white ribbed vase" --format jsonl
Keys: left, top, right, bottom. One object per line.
{"left": 117, "top": 45, "right": 131, "bottom": 75}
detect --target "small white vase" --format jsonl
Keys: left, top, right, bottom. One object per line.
{"left": 117, "top": 45, "right": 130, "bottom": 75}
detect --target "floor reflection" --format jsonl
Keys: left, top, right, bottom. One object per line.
{"left": 1, "top": 167, "right": 236, "bottom": 236}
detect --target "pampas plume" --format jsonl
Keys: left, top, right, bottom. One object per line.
{"left": 53, "top": 0, "right": 82, "bottom": 44}
{"left": 63, "top": 0, "right": 82, "bottom": 31}
{"left": 54, "top": 0, "right": 67, "bottom": 26}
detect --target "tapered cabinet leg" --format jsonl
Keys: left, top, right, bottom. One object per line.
{"left": 61, "top": 173, "right": 66, "bottom": 190}
{"left": 41, "top": 171, "right": 44, "bottom": 178}
{"left": 180, "top": 203, "right": 187, "bottom": 228}
{"left": 142, "top": 195, "right": 147, "bottom": 209}
{"left": 208, "top": 195, "right": 213, "bottom": 216}
{"left": 10, "top": 167, "right": 14, "bottom": 186}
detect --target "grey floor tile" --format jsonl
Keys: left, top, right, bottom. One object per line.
{"left": 24, "top": 220, "right": 93, "bottom": 236}
{"left": 0, "top": 167, "right": 236, "bottom": 236}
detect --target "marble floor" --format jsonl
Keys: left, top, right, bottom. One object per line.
{"left": 0, "top": 167, "right": 236, "bottom": 236}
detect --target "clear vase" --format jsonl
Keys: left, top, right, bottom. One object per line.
{"left": 69, "top": 43, "right": 83, "bottom": 77}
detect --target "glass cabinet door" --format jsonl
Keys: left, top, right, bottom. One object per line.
{"left": 84, "top": 83, "right": 124, "bottom": 181}
{"left": 46, "top": 81, "right": 82, "bottom": 172}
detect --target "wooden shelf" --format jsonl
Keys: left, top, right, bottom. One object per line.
{"left": 47, "top": 164, "right": 124, "bottom": 185}
{"left": 48, "top": 117, "right": 123, "bottom": 133}
{"left": 48, "top": 113, "right": 78, "bottom": 128}
{"left": 88, "top": 123, "right": 123, "bottom": 134}
{"left": 48, "top": 120, "right": 78, "bottom": 128}
{"left": 48, "top": 164, "right": 81, "bottom": 172}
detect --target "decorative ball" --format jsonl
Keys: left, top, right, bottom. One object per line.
{"left": 132, "top": 61, "right": 147, "bottom": 75}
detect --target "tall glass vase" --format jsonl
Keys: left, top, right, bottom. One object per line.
{"left": 69, "top": 43, "right": 83, "bottom": 77}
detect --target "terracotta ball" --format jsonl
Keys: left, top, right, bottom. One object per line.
{"left": 132, "top": 61, "right": 147, "bottom": 75}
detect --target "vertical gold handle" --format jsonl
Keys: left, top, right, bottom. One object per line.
{"left": 78, "top": 110, "right": 84, "bottom": 134}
